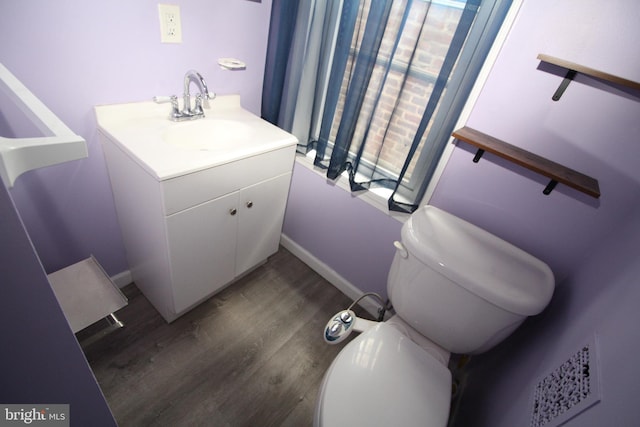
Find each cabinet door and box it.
[166,191,239,314]
[236,172,292,276]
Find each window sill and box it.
[294,151,408,223]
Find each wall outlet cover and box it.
[158,4,182,44]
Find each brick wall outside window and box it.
[327,1,464,182]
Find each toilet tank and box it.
[388,206,554,355]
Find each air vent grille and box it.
[530,336,601,427]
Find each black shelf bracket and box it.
[552,69,577,101]
[454,126,601,199]
[472,148,559,196]
[543,180,558,195]
[473,148,485,163]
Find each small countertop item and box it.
[218,58,247,70]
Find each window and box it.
[328,0,469,183]
[263,0,512,212]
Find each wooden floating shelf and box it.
[537,54,640,100]
[452,126,600,198]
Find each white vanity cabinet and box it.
[165,190,237,315]
[165,170,293,315]
[96,97,297,322]
[234,172,293,276]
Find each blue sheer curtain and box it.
[263,0,512,213]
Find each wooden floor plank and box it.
[83,247,369,427]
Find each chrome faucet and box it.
[154,70,216,121]
[182,69,214,117]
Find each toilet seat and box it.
[314,323,452,427]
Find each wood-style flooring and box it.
[82,247,367,427]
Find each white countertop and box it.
[95,95,297,181]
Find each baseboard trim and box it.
[110,269,133,289]
[280,234,381,318]
[112,237,383,316]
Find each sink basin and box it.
[95,95,298,180]
[163,119,252,151]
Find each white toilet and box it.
[315,205,555,427]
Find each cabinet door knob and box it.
[246,201,253,208]
[229,208,237,216]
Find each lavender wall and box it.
[451,205,640,426]
[430,0,640,282]
[437,0,640,425]
[283,164,402,298]
[0,182,116,426]
[0,0,273,276]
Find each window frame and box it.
[295,0,522,215]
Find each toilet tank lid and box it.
[402,206,555,316]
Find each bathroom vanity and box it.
[95,96,297,322]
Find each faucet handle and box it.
[154,95,182,120]
[201,91,215,110]
[153,95,174,104]
[155,95,181,114]
[158,95,183,121]
[193,94,205,115]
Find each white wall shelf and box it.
[47,256,127,343]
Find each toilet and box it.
[315,205,555,427]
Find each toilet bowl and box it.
[315,205,555,427]
[315,322,451,427]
